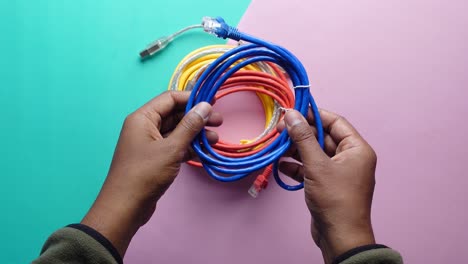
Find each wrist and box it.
[81,181,157,257]
[316,221,375,264]
[81,201,140,257]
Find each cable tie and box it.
[293,84,310,89]
[278,107,293,113]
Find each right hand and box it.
[278,109,377,264]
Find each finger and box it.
[304,108,365,150]
[276,119,286,132]
[180,132,217,162]
[161,111,223,135]
[282,121,337,159]
[182,146,197,162]
[306,107,314,125]
[205,130,219,145]
[281,120,337,158]
[161,128,218,143]
[279,161,304,183]
[168,102,212,150]
[306,127,337,157]
[160,111,186,135]
[318,109,368,154]
[207,112,223,127]
[277,123,301,160]
[284,110,329,169]
[305,107,321,127]
[324,134,338,157]
[136,91,193,128]
[293,126,337,157]
[285,144,298,158]
[142,91,192,115]
[316,109,362,142]
[288,135,338,160]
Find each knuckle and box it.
[330,114,345,126]
[337,115,347,122]
[124,112,153,131]
[364,144,377,164]
[123,112,138,127]
[161,90,175,97]
[159,90,177,103]
[369,147,377,163]
[334,114,348,128]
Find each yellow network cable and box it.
[140,16,319,194]
[168,45,278,144]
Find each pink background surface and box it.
[126,0,468,263]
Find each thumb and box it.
[284,110,329,167]
[169,102,212,149]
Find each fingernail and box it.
[284,111,304,128]
[192,102,212,121]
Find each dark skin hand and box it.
[82,91,377,264]
[82,91,222,256]
[278,109,377,264]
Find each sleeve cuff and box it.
[67,223,123,264]
[332,244,388,264]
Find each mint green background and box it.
[0,1,249,262]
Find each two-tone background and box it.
[1,0,467,263]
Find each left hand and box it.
[81,91,222,257]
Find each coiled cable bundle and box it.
[140,17,324,196]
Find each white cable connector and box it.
[248,185,261,198]
[139,17,226,59]
[140,37,170,59]
[202,17,222,35]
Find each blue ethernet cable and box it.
[181,17,325,191]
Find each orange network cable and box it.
[168,45,294,197]
[141,17,325,194]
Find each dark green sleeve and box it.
[33,225,401,264]
[334,244,403,264]
[32,224,122,264]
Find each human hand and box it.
[278,109,376,264]
[81,91,222,257]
